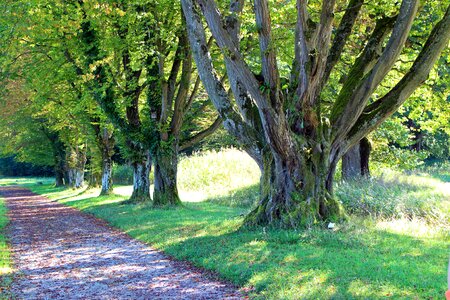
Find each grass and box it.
[0,196,12,299]
[2,149,450,299]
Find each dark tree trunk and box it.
[45,130,67,187]
[342,137,371,180]
[129,152,152,203]
[342,143,361,180]
[54,150,67,187]
[360,137,371,177]
[153,141,181,206]
[55,168,65,187]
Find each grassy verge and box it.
[4,150,450,298]
[0,196,12,299]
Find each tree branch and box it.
[181,0,264,164]
[179,116,222,151]
[331,0,418,144]
[255,0,280,108]
[170,25,193,136]
[346,5,450,151]
[322,0,364,87]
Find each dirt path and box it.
[1,186,242,299]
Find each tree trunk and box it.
[87,169,101,188]
[55,168,65,187]
[245,147,343,228]
[153,142,181,206]
[54,153,66,187]
[67,168,85,189]
[129,152,152,203]
[99,128,115,196]
[65,146,87,189]
[342,143,361,180]
[100,155,113,196]
[52,137,67,187]
[360,137,371,177]
[342,137,371,180]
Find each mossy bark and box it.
[129,157,151,203]
[99,155,113,196]
[244,147,343,228]
[153,144,181,206]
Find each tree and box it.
[60,0,221,204]
[182,0,450,227]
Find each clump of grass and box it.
[336,168,450,225]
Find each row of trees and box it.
[1,0,448,227]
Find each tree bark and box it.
[245,145,342,228]
[360,137,371,177]
[342,137,371,180]
[98,128,115,196]
[153,141,181,206]
[54,147,66,187]
[66,146,86,189]
[100,153,113,196]
[55,166,65,187]
[128,152,152,203]
[342,143,361,181]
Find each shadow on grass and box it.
[431,173,450,183]
[205,184,259,209]
[26,179,448,299]
[59,193,447,299]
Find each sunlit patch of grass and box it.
[178,149,261,205]
[0,197,13,298]
[0,176,53,187]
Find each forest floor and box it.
[0,186,242,299]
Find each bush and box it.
[112,164,134,185]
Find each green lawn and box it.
[0,196,12,299]
[2,150,449,299]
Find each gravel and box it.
[0,186,242,300]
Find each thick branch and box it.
[181,0,264,163]
[171,27,193,136]
[166,40,183,105]
[179,116,222,151]
[322,0,364,86]
[331,0,418,143]
[346,5,450,150]
[294,0,309,100]
[255,0,280,105]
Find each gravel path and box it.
[1,186,242,299]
